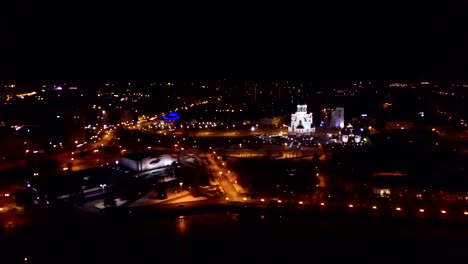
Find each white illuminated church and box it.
[288,104,315,136]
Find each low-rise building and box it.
[119,152,178,172]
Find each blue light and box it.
[162,112,180,121]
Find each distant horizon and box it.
[4,77,468,86]
[9,67,468,84]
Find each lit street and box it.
[204,153,241,201]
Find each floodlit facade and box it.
[119,152,178,172]
[340,124,364,145]
[330,107,345,129]
[288,104,314,136]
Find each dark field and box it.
[3,208,468,264]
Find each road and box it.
[204,153,242,201]
[0,127,118,175]
[0,159,27,171]
[64,128,119,169]
[115,190,468,225]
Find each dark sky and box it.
[7,0,468,81]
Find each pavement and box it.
[129,190,190,207]
[167,195,207,204]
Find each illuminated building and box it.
[330,107,345,129]
[119,152,178,172]
[288,104,315,136]
[162,112,180,121]
[340,124,366,145]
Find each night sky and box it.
[8,0,468,81]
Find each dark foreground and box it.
[3,207,468,264]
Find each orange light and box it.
[320,202,325,206]
[464,211,468,215]
[441,210,447,214]
[298,201,304,205]
[348,204,354,208]
[277,200,282,203]
[372,206,377,209]
[419,209,425,213]
[396,207,401,211]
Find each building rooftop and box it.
[120,151,162,161]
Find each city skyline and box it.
[2,2,468,263]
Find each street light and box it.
[179,182,183,191]
[100,184,106,192]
